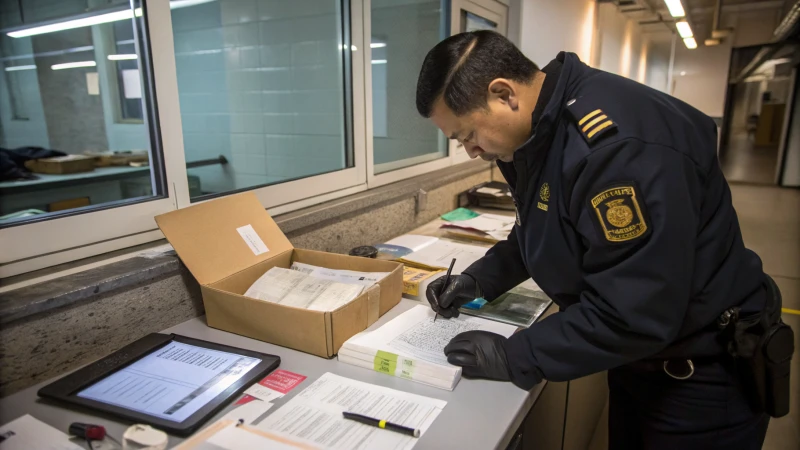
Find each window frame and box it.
[0,0,188,278]
[448,0,507,164]
[1,0,509,279]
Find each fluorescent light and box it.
[676,21,693,38]
[680,71,686,76]
[51,60,97,70]
[370,42,386,48]
[371,59,387,64]
[683,37,697,49]
[7,0,212,38]
[8,9,140,38]
[170,0,216,9]
[664,0,685,18]
[108,54,137,60]
[5,65,36,72]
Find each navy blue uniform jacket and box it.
[462,52,767,390]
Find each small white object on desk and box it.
[221,400,275,424]
[122,424,167,450]
[0,415,82,450]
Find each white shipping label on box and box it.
[237,224,269,256]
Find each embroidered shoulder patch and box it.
[590,185,647,242]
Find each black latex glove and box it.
[426,273,482,319]
[444,330,512,382]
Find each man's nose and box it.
[464,144,481,159]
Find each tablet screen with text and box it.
[77,341,262,422]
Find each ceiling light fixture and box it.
[108,54,138,60]
[663,0,686,18]
[676,21,693,38]
[51,61,97,70]
[683,37,698,49]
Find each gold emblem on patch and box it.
[591,186,647,242]
[605,199,633,227]
[540,183,550,202]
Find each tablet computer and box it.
[38,333,280,436]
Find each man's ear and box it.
[487,78,519,111]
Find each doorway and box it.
[719,43,798,185]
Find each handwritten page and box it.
[257,373,446,450]
[339,305,517,389]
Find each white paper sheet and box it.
[77,341,261,422]
[221,400,274,424]
[244,267,362,311]
[384,235,438,252]
[0,415,83,450]
[475,187,501,195]
[401,240,488,273]
[258,373,446,450]
[290,262,389,287]
[443,214,514,233]
[280,276,363,311]
[175,420,316,450]
[244,268,307,303]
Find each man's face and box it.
[429,80,532,163]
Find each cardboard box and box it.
[24,155,95,174]
[155,192,404,358]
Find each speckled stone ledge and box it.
[0,254,180,325]
[0,160,491,326]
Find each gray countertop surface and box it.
[0,299,543,450]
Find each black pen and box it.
[434,257,457,322]
[342,411,420,438]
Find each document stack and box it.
[338,305,517,390]
[244,263,389,312]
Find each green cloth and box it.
[441,208,480,222]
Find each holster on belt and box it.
[721,275,794,417]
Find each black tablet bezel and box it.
[38,333,280,436]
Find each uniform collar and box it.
[505,52,585,203]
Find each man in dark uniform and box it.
[416,31,775,448]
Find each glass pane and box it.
[462,11,497,33]
[171,0,352,200]
[0,1,162,227]
[371,0,448,174]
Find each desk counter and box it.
[0,299,542,449]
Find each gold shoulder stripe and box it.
[587,120,615,139]
[578,109,602,126]
[582,114,607,132]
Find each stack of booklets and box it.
[338,305,517,390]
[244,263,389,312]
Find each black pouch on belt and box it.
[725,275,795,417]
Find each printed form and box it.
[257,373,447,450]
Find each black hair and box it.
[416,30,539,117]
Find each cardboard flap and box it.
[155,192,293,285]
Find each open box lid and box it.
[155,192,293,285]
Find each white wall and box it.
[518,0,596,68]
[781,75,800,187]
[671,41,733,118]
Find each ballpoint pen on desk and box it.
[342,411,421,438]
[434,257,457,323]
